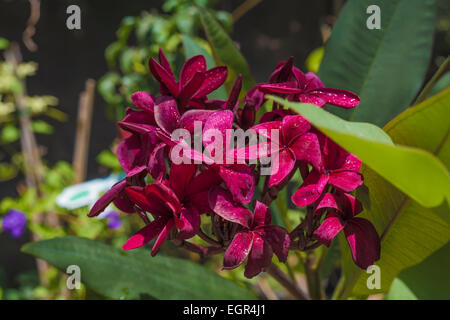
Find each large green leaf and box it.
[197,5,255,92]
[337,89,450,297]
[181,35,228,100]
[318,0,437,126]
[387,243,450,299]
[22,236,256,300]
[269,95,450,211]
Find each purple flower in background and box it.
[105,211,122,229]
[2,209,27,238]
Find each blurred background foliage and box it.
[98,0,232,121]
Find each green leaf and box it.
[1,124,20,143]
[197,5,255,92]
[318,0,437,126]
[268,95,450,210]
[181,35,228,100]
[0,37,10,50]
[31,120,53,134]
[392,243,450,300]
[335,89,450,298]
[430,72,450,98]
[385,278,418,300]
[22,236,256,300]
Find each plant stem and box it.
[172,239,224,258]
[266,263,309,300]
[231,0,263,22]
[198,228,222,247]
[331,276,345,300]
[303,252,325,300]
[415,56,449,104]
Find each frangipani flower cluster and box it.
[89,50,380,278]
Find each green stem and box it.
[415,56,449,104]
[331,276,345,300]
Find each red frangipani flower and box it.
[209,187,290,278]
[313,192,380,269]
[122,163,220,256]
[149,49,228,112]
[88,166,147,217]
[235,115,323,188]
[88,50,378,279]
[292,134,363,207]
[259,61,360,109]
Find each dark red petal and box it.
[344,218,381,269]
[193,66,228,98]
[219,164,255,205]
[208,186,253,228]
[281,115,311,145]
[202,110,233,157]
[313,212,345,247]
[116,135,141,173]
[151,218,175,256]
[226,74,242,111]
[154,96,180,134]
[223,231,253,270]
[258,82,302,94]
[269,56,294,83]
[179,55,207,89]
[169,163,197,200]
[315,192,362,219]
[257,225,290,262]
[308,88,360,109]
[158,49,173,74]
[146,182,182,215]
[267,148,296,188]
[189,191,213,214]
[148,57,178,97]
[131,91,155,111]
[122,217,168,250]
[340,153,362,172]
[117,121,157,135]
[178,72,205,107]
[175,205,200,240]
[251,120,282,143]
[298,94,326,107]
[148,142,166,180]
[244,233,273,278]
[252,201,270,228]
[88,180,127,217]
[188,167,222,195]
[328,171,364,193]
[289,132,324,172]
[304,72,325,90]
[125,186,166,216]
[291,170,328,207]
[179,109,214,134]
[113,190,135,213]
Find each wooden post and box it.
[72,79,96,184]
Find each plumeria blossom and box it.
[259,59,360,109]
[122,163,220,256]
[234,115,323,188]
[209,187,290,278]
[88,166,148,217]
[202,110,256,204]
[88,51,377,279]
[149,49,228,112]
[292,134,363,207]
[313,192,380,269]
